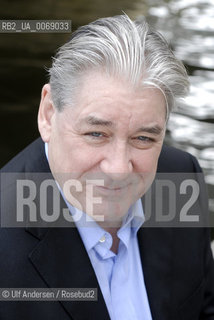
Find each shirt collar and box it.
[64,197,145,253]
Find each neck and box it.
[96,218,123,254]
[105,227,120,254]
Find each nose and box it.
[100,142,133,180]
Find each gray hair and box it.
[48,14,189,116]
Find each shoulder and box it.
[158,144,201,173]
[0,138,50,173]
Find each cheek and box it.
[135,148,163,196]
[134,149,161,174]
[62,144,103,176]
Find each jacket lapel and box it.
[137,226,173,320]
[27,227,110,320]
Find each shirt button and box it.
[99,235,106,243]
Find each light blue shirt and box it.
[45,143,153,320]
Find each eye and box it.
[136,136,153,142]
[85,132,104,138]
[83,132,110,141]
[83,131,109,145]
[130,135,155,149]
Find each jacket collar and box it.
[137,226,173,320]
[27,226,110,320]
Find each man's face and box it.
[39,72,166,227]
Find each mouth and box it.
[100,185,128,190]
[92,183,132,196]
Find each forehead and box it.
[61,71,167,126]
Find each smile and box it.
[92,184,132,196]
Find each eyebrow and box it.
[136,125,164,135]
[78,115,163,135]
[78,116,114,127]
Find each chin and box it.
[85,199,133,226]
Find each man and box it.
[0,14,214,319]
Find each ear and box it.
[38,84,56,143]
